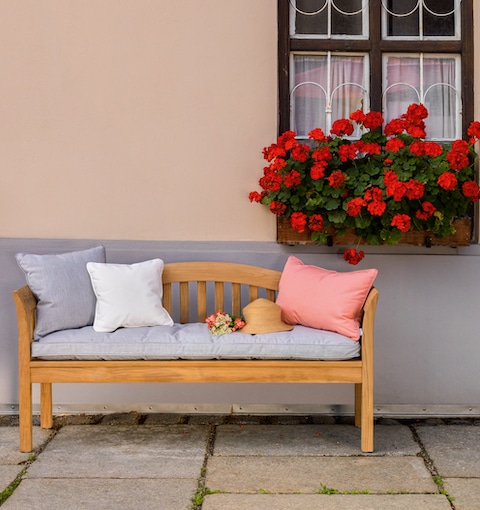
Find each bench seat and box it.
[31,323,361,361]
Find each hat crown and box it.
[241,298,293,335]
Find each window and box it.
[279,0,473,141]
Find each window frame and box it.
[278,0,474,138]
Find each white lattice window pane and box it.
[291,0,367,39]
[383,0,460,39]
[291,54,368,138]
[383,54,461,140]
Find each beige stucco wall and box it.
[0,0,277,241]
[1,1,477,242]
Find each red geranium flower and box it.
[310,162,327,180]
[290,212,307,233]
[331,118,354,137]
[349,110,366,124]
[415,201,436,220]
[277,130,296,150]
[248,191,263,203]
[403,103,429,121]
[424,141,443,157]
[364,187,383,202]
[386,180,407,201]
[385,137,405,153]
[263,144,286,162]
[291,144,309,162]
[391,214,411,232]
[312,145,332,162]
[409,141,426,157]
[346,197,367,217]
[384,170,398,186]
[283,170,302,188]
[438,172,458,191]
[308,128,326,142]
[462,181,480,201]
[384,118,407,136]
[367,200,387,216]
[343,248,365,265]
[406,124,426,139]
[269,201,287,216]
[259,170,282,192]
[363,111,384,130]
[308,214,324,231]
[467,121,480,141]
[405,179,425,200]
[327,170,346,188]
[338,143,358,162]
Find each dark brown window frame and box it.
[278,0,474,138]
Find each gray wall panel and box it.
[2,238,479,415]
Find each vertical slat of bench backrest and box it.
[232,283,241,316]
[249,285,259,303]
[214,282,225,312]
[266,288,276,302]
[163,282,173,316]
[179,282,189,324]
[197,281,207,322]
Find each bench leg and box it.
[354,383,362,427]
[19,378,33,453]
[360,381,374,453]
[40,383,53,429]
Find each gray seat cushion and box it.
[31,322,360,361]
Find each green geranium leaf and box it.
[324,198,340,210]
[328,210,347,224]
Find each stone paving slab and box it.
[205,456,438,494]
[415,425,480,477]
[26,425,208,479]
[0,427,52,465]
[1,478,197,510]
[214,424,418,456]
[202,493,452,510]
[443,478,480,510]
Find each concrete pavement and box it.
[1,414,479,509]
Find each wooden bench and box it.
[13,261,379,453]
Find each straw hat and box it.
[241,298,293,335]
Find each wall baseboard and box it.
[1,403,480,418]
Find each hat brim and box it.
[240,322,293,335]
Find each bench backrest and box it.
[162,262,281,323]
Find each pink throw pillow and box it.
[276,256,378,340]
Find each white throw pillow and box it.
[86,259,174,332]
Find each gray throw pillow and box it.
[16,246,106,339]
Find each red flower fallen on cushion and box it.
[250,103,480,264]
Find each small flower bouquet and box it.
[205,311,246,335]
[249,103,480,264]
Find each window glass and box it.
[384,0,458,39]
[292,0,365,38]
[291,53,367,137]
[383,54,461,140]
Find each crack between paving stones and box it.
[191,424,216,510]
[0,426,58,507]
[409,424,456,510]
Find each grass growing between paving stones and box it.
[0,470,27,506]
[316,484,371,495]
[191,424,217,510]
[434,476,454,504]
